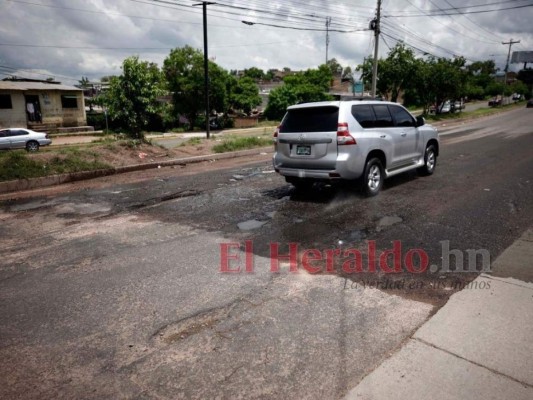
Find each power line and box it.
[240,20,368,33]
[441,0,505,41]
[0,65,80,82]
[385,2,533,17]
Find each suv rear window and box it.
[280,106,339,133]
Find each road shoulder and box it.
[344,228,533,399]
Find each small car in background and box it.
[488,97,502,107]
[527,99,533,108]
[0,128,51,151]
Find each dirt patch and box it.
[34,140,222,169]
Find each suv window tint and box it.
[351,105,375,128]
[389,105,415,127]
[372,105,394,128]
[280,106,339,133]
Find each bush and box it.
[0,151,44,180]
[87,112,107,130]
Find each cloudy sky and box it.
[0,0,532,85]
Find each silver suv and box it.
[273,100,439,196]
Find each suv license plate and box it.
[296,145,311,155]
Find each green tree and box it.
[342,66,353,81]
[509,80,529,98]
[243,67,265,80]
[381,44,418,102]
[326,58,343,76]
[414,57,468,114]
[163,46,229,128]
[464,60,497,100]
[265,69,276,80]
[264,66,333,120]
[230,77,262,114]
[79,76,90,89]
[103,56,163,139]
[517,69,533,97]
[283,65,332,91]
[356,57,386,94]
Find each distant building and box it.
[0,79,86,129]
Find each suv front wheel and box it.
[417,144,437,176]
[362,158,384,197]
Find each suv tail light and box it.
[273,125,280,149]
[337,123,356,145]
[273,125,280,140]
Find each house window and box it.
[0,94,12,109]
[61,95,78,109]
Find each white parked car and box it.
[0,128,52,151]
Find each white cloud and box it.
[0,0,531,84]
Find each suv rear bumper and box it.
[273,158,364,180]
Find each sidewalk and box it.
[344,228,533,400]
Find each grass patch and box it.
[0,150,111,182]
[257,120,280,128]
[424,102,523,122]
[180,137,203,146]
[212,136,272,153]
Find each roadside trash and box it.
[138,152,148,159]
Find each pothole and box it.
[238,219,268,231]
[154,307,228,345]
[376,216,403,231]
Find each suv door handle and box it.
[380,135,386,138]
[401,133,407,137]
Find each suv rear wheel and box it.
[362,158,384,197]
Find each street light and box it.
[193,2,216,139]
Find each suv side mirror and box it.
[416,116,425,127]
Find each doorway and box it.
[24,94,42,125]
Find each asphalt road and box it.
[0,107,532,399]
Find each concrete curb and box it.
[0,146,273,194]
[49,130,104,138]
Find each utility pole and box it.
[371,0,381,98]
[325,17,331,65]
[503,39,520,85]
[501,39,520,106]
[193,2,215,139]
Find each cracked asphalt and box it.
[0,107,532,399]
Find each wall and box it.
[0,92,27,128]
[39,91,86,127]
[233,117,259,128]
[0,90,87,129]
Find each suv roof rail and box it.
[332,95,383,101]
